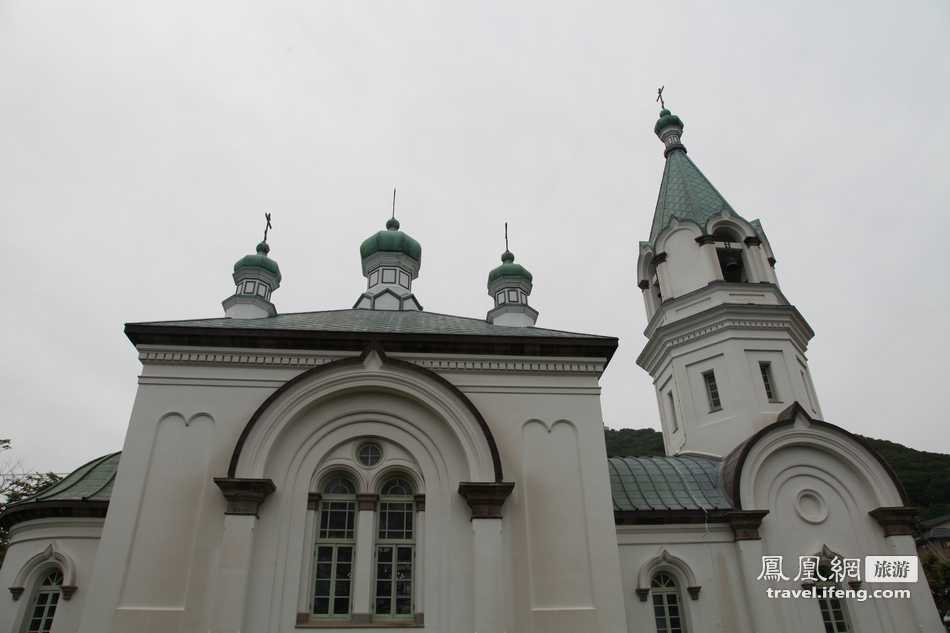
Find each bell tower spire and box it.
[635,100,822,457]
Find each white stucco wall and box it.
[0,518,104,633]
[70,347,625,633]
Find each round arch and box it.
[228,349,502,483]
[636,548,700,599]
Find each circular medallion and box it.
[794,489,828,524]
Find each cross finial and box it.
[656,85,665,110]
[392,187,396,220]
[263,212,273,242]
[505,222,509,251]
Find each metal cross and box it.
[263,212,272,242]
[505,222,509,251]
[656,86,665,110]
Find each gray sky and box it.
[1,1,948,473]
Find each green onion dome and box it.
[359,217,422,261]
[488,250,533,284]
[234,241,281,282]
[654,108,684,135]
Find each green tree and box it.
[0,441,62,565]
[921,553,950,629]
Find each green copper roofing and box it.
[608,455,733,511]
[649,111,746,244]
[134,308,611,338]
[654,108,683,135]
[488,250,533,285]
[360,217,422,261]
[27,452,120,503]
[234,241,281,281]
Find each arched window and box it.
[374,477,416,618]
[651,571,686,633]
[24,569,63,633]
[313,474,357,618]
[712,227,748,283]
[815,559,850,632]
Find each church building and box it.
[1,107,942,633]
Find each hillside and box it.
[604,427,950,521]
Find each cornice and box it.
[138,346,355,368]
[137,346,606,375]
[637,303,815,375]
[399,355,606,375]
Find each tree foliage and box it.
[0,441,62,565]
[921,553,950,627]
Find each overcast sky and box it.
[1,1,948,473]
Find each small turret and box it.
[223,220,281,319]
[354,191,423,311]
[486,224,538,327]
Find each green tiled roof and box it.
[24,452,120,503]
[488,251,533,285]
[649,149,744,245]
[234,242,281,281]
[133,309,609,339]
[360,218,422,261]
[608,455,733,511]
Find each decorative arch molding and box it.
[9,543,78,601]
[723,402,908,511]
[370,463,424,495]
[228,348,502,482]
[635,548,701,601]
[704,210,757,243]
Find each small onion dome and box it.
[359,217,422,261]
[233,241,282,282]
[654,108,684,135]
[488,250,533,285]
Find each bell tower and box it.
[636,105,823,457]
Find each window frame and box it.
[651,571,687,633]
[759,361,780,403]
[373,476,417,620]
[21,568,63,633]
[311,475,358,619]
[701,370,722,412]
[666,391,678,432]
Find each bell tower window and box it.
[716,248,747,283]
[712,228,748,283]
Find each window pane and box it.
[334,597,349,614]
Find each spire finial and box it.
[656,85,665,111]
[263,212,273,243]
[501,222,515,263]
[386,188,401,230]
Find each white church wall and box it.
[77,359,325,633]
[648,326,821,457]
[655,224,716,301]
[73,348,626,633]
[616,525,756,633]
[439,364,629,633]
[0,518,103,633]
